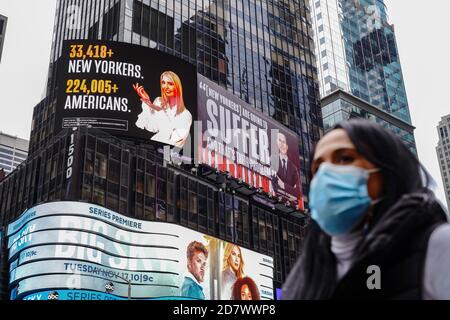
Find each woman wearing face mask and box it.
[282,119,449,300]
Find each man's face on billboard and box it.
[277,133,288,155]
[161,75,177,98]
[188,251,207,283]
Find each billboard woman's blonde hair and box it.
[160,71,186,115]
[222,243,245,278]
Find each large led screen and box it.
[7,202,273,300]
[55,40,197,149]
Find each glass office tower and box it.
[436,114,450,211]
[0,0,323,298]
[311,0,415,150]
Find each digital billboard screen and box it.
[55,40,197,148]
[7,202,274,300]
[55,40,303,208]
[197,75,303,208]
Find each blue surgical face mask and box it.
[309,162,381,236]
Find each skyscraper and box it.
[31,0,322,185]
[0,14,7,62]
[321,89,415,151]
[310,0,416,151]
[0,132,29,175]
[0,0,323,299]
[436,114,450,210]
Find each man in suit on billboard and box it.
[272,132,300,199]
[181,241,208,299]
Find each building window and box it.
[156,167,167,221]
[188,179,198,228]
[132,0,174,46]
[0,147,13,155]
[0,153,13,161]
[94,154,107,179]
[258,211,267,251]
[101,2,120,40]
[198,183,207,232]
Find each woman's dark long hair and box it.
[298,119,432,299]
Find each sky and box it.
[0,0,57,136]
[384,0,450,207]
[0,0,449,206]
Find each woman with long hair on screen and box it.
[221,243,245,299]
[133,71,192,147]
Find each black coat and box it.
[282,189,448,300]
[272,157,300,198]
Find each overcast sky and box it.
[384,0,450,207]
[0,0,449,207]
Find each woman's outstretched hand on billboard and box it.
[133,83,162,111]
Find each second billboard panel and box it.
[197,75,303,208]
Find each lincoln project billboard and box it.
[55,40,197,148]
[7,202,274,300]
[197,75,303,208]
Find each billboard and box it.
[21,289,191,301]
[55,40,197,148]
[197,75,303,208]
[7,202,273,300]
[54,40,303,208]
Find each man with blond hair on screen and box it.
[181,241,208,299]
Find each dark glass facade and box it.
[0,0,322,298]
[436,115,450,210]
[311,0,416,151]
[321,89,416,153]
[31,0,323,192]
[0,128,306,290]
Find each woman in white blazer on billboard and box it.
[133,71,192,148]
